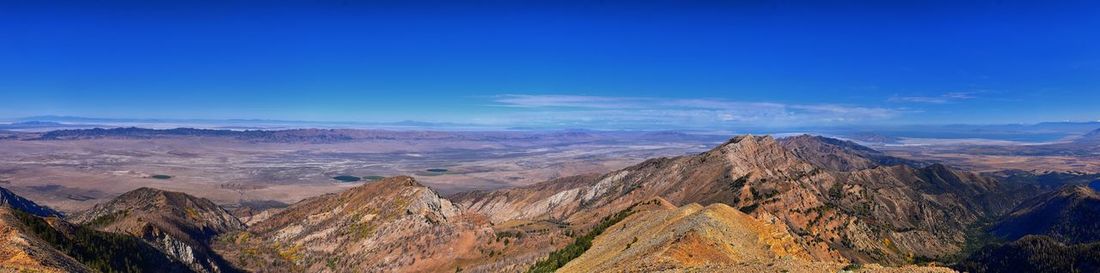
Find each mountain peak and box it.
[705,134,814,177]
[712,134,784,155]
[371,175,423,188]
[722,134,776,146]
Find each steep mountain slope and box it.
[957,235,1100,273]
[219,176,495,273]
[0,207,93,273]
[1,186,62,218]
[72,187,245,273]
[455,135,1017,264]
[991,185,1100,244]
[445,174,603,224]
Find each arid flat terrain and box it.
[0,130,724,213]
[876,133,1100,173]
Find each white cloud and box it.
[484,94,902,128]
[490,94,647,109]
[888,92,979,104]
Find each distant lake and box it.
[332,175,361,182]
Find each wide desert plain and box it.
[0,130,725,213]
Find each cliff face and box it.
[72,187,245,273]
[220,176,495,273]
[454,135,1018,264]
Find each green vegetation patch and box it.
[362,175,385,181]
[149,174,172,180]
[526,202,642,273]
[85,210,129,228]
[332,175,362,182]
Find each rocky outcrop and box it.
[72,187,245,273]
[446,174,603,224]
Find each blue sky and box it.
[1,1,1098,129]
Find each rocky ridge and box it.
[454,135,1019,264]
[0,186,62,218]
[992,184,1100,244]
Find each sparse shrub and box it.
[842,263,862,271]
[526,203,640,273]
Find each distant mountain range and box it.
[8,126,729,145]
[5,115,1100,144]
[2,134,1099,272]
[8,115,476,129]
